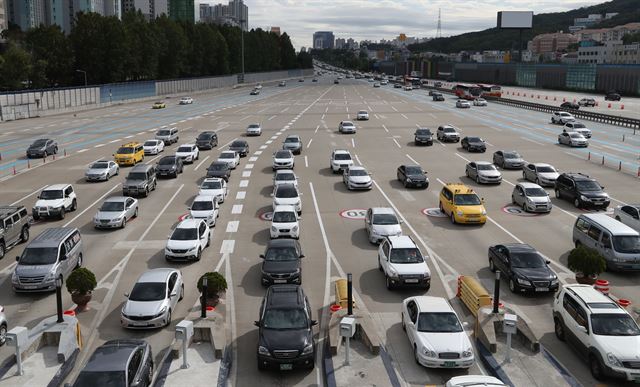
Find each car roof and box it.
[29,227,77,248]
[0,206,25,218]
[516,182,542,189]
[266,284,305,309]
[370,207,395,214]
[412,296,454,314]
[137,268,175,283]
[267,238,298,248]
[203,177,224,183]
[44,184,70,191]
[91,159,111,164]
[446,375,506,386]
[144,139,161,143]
[532,162,553,168]
[475,161,493,166]
[563,284,624,313]
[562,172,593,181]
[333,149,351,154]
[82,340,146,372]
[119,142,141,148]
[177,143,196,147]
[580,214,638,236]
[193,195,215,202]
[348,166,366,171]
[499,243,536,253]
[276,183,298,190]
[273,204,297,213]
[220,150,236,155]
[275,149,293,155]
[387,235,416,249]
[176,218,202,228]
[275,169,294,175]
[342,121,354,125]
[285,134,300,139]
[103,196,131,203]
[445,183,476,194]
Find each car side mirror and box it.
[577,325,588,334]
[545,260,551,265]
[124,293,129,298]
[481,198,485,203]
[254,321,261,327]
[16,256,20,262]
[60,254,67,261]
[600,185,605,189]
[259,254,265,259]
[171,291,177,297]
[300,254,306,258]
[311,320,318,326]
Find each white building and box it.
[122,0,166,19]
[578,40,640,64]
[0,0,7,33]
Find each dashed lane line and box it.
[231,204,243,214]
[236,191,246,200]
[194,156,210,171]
[226,221,239,233]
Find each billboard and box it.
[497,11,533,29]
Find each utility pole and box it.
[436,8,442,39]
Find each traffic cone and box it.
[563,97,566,102]
[13,166,16,175]
[621,104,625,110]
[608,103,611,108]
[27,159,31,168]
[64,149,67,156]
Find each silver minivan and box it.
[573,214,640,271]
[12,227,83,292]
[155,127,179,145]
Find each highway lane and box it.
[0,76,639,387]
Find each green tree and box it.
[154,15,188,79]
[297,51,313,69]
[219,25,242,73]
[25,25,74,87]
[0,44,32,90]
[122,10,160,80]
[279,33,297,69]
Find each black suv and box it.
[605,91,621,101]
[155,155,183,178]
[206,161,231,181]
[555,173,610,209]
[196,131,218,150]
[396,164,428,188]
[26,138,58,158]
[260,239,305,286]
[255,285,316,371]
[414,128,433,146]
[72,339,153,387]
[229,140,249,157]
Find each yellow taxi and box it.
[439,183,487,224]
[152,101,166,109]
[114,142,144,166]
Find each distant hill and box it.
[408,0,640,53]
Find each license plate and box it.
[405,279,419,283]
[274,279,287,284]
[160,172,167,175]
[535,287,549,292]
[279,363,293,371]
[443,361,456,368]
[416,183,423,187]
[22,285,38,289]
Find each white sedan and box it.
[273,169,298,188]
[175,144,199,163]
[272,149,295,170]
[165,219,210,261]
[85,160,119,182]
[338,121,357,134]
[143,139,165,155]
[402,296,474,369]
[343,166,372,190]
[558,131,588,147]
[179,97,193,105]
[356,110,369,120]
[199,178,228,203]
[189,195,219,227]
[217,150,240,169]
[614,205,640,232]
[456,99,471,108]
[473,98,487,106]
[246,123,262,136]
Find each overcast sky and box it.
[200,1,605,49]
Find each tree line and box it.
[0,11,312,91]
[311,49,372,72]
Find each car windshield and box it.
[91,162,110,169]
[560,113,571,117]
[32,139,48,147]
[144,141,158,147]
[443,127,455,133]
[192,201,213,211]
[575,181,601,191]
[159,157,175,165]
[342,122,354,126]
[73,371,126,387]
[417,312,463,333]
[349,169,368,176]
[157,130,170,136]
[503,152,521,159]
[612,236,640,254]
[334,154,351,161]
[276,186,298,198]
[510,252,546,268]
[273,211,296,222]
[536,166,556,173]
[117,147,134,154]
[390,248,424,264]
[416,129,431,135]
[202,181,221,189]
[197,133,212,140]
[248,124,260,129]
[231,141,245,148]
[171,227,197,240]
[285,137,299,143]
[19,247,58,265]
[219,153,235,159]
[40,190,64,199]
[127,172,146,180]
[591,314,640,336]
[454,194,482,206]
[468,137,482,143]
[177,146,192,153]
[573,123,586,128]
[372,214,398,225]
[100,202,124,212]
[569,133,583,139]
[263,308,307,330]
[129,282,166,302]
[477,164,497,171]
[275,151,291,158]
[264,247,298,261]
[358,111,367,114]
[524,188,548,197]
[209,163,228,170]
[277,173,295,181]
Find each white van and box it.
[573,214,640,271]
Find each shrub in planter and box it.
[66,267,97,312]
[567,245,606,284]
[197,272,227,306]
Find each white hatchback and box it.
[273,149,295,170]
[199,178,228,203]
[189,195,219,227]
[165,219,210,261]
[270,205,300,239]
[175,144,199,163]
[273,169,298,188]
[217,151,240,169]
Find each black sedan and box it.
[229,140,249,157]
[196,131,218,150]
[488,244,559,294]
[461,136,487,152]
[397,164,429,188]
[156,155,183,178]
[605,92,621,101]
[206,161,231,181]
[414,128,433,146]
[260,239,305,286]
[560,101,579,110]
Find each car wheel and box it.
[0,324,6,346]
[0,242,5,260]
[574,198,581,208]
[589,355,605,381]
[476,175,480,184]
[134,208,139,218]
[257,359,267,371]
[554,318,566,341]
[196,248,201,261]
[179,284,184,301]
[20,227,29,243]
[165,309,172,327]
[385,275,393,290]
[71,199,77,211]
[535,178,540,185]
[511,195,516,205]
[206,235,211,247]
[121,217,127,228]
[414,345,420,365]
[555,190,562,199]
[465,169,469,177]
[106,173,110,181]
[116,167,120,176]
[489,258,496,272]
[450,212,456,224]
[76,253,83,268]
[509,278,517,293]
[33,213,39,221]
[59,207,65,219]
[522,202,527,212]
[378,257,382,271]
[401,314,406,331]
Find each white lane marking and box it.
[521,137,544,146]
[405,154,420,165]
[271,135,278,140]
[236,191,246,200]
[266,140,273,144]
[455,153,471,162]
[351,138,356,148]
[194,155,210,171]
[315,125,320,133]
[109,139,121,143]
[61,184,119,227]
[354,154,363,166]
[77,149,88,153]
[242,171,251,177]
[244,163,254,169]
[10,185,49,206]
[484,141,494,147]
[401,113,409,120]
[399,190,416,202]
[226,221,239,233]
[321,114,325,120]
[304,155,309,168]
[239,180,249,187]
[281,107,289,113]
[231,204,243,214]
[564,151,584,159]
[220,240,235,254]
[94,144,105,148]
[392,106,398,112]
[392,138,402,148]
[382,124,389,133]
[254,151,263,155]
[415,124,421,128]
[268,115,276,120]
[124,135,133,139]
[259,145,268,149]
[249,156,258,162]
[325,106,329,113]
[307,139,313,149]
[502,179,516,187]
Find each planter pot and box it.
[575,273,597,285]
[72,292,93,312]
[205,293,221,307]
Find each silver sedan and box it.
[511,182,552,213]
[94,196,138,229]
[465,161,502,184]
[85,160,119,182]
[522,163,559,187]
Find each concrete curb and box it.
[323,338,337,387]
[0,353,16,379]
[47,348,79,387]
[151,347,173,387]
[379,345,402,387]
[216,344,232,387]
[475,339,514,387]
[540,345,582,387]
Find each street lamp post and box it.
[240,21,245,82]
[76,69,87,87]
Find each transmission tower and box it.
[436,8,442,38]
